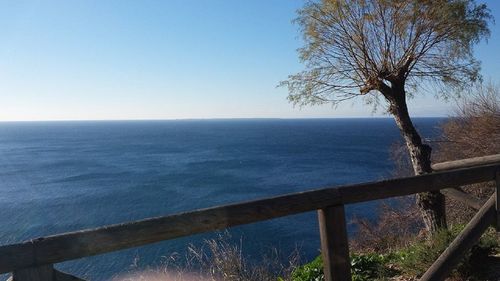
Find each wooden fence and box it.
[1,154,500,281]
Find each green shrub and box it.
[350,253,399,281]
[290,255,324,281]
[387,225,499,279]
[290,253,398,281]
[290,225,499,281]
[391,227,455,277]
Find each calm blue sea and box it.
[0,118,444,280]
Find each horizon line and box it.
[0,116,449,123]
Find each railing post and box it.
[318,204,352,281]
[495,170,500,231]
[11,264,55,281]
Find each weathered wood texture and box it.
[419,194,496,281]
[432,154,500,171]
[496,171,500,231]
[441,187,483,210]
[54,270,85,281]
[8,267,83,281]
[318,205,351,281]
[0,163,498,274]
[12,264,54,281]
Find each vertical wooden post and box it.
[495,170,500,231]
[12,264,55,281]
[318,204,352,281]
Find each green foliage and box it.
[290,225,499,280]
[290,253,399,281]
[386,225,499,279]
[291,256,324,281]
[389,227,456,277]
[350,253,399,281]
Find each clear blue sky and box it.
[0,0,498,121]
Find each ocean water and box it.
[0,118,443,280]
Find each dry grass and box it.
[350,197,424,253]
[188,233,300,281]
[113,271,206,281]
[113,232,300,281]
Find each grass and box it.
[290,225,500,281]
[116,232,301,281]
[111,218,499,281]
[115,224,498,280]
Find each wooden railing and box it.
[1,154,500,281]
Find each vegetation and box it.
[435,82,500,225]
[281,0,493,233]
[350,197,424,252]
[435,81,500,163]
[292,225,499,281]
[118,232,300,281]
[291,253,399,281]
[337,81,500,281]
[389,81,500,224]
[289,82,500,281]
[186,233,299,281]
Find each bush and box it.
[392,224,499,280]
[290,256,324,281]
[291,225,499,281]
[435,81,500,163]
[350,197,424,253]
[291,253,398,281]
[350,254,399,281]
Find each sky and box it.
[0,0,499,121]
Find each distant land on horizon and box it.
[0,116,448,123]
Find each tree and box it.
[281,0,492,233]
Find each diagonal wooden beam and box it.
[420,194,496,281]
[441,187,483,210]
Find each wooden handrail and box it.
[0,162,498,274]
[434,155,500,210]
[1,154,499,281]
[432,154,500,171]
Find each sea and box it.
[0,118,444,280]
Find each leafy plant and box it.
[290,225,499,281]
[290,256,324,281]
[290,253,399,281]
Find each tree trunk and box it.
[389,94,447,233]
